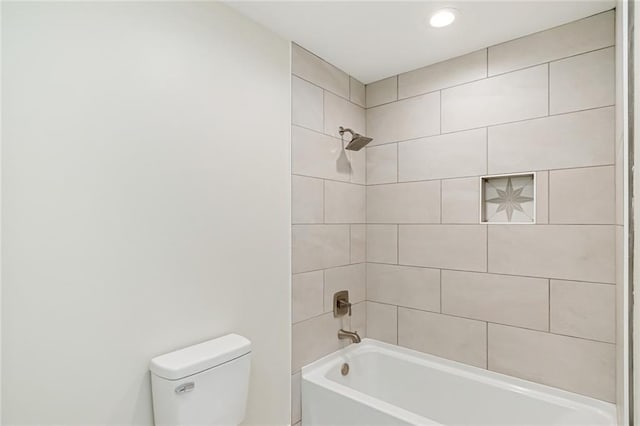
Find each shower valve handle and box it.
[337,299,352,316]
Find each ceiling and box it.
[228,1,615,84]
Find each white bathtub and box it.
[301,339,616,426]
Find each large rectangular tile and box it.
[488,11,615,76]
[550,47,615,114]
[366,76,397,108]
[348,148,366,185]
[292,312,340,372]
[324,91,365,139]
[292,270,324,324]
[350,76,366,107]
[366,225,397,264]
[488,225,615,283]
[441,65,548,133]
[292,44,349,98]
[441,177,480,224]
[367,181,440,223]
[399,225,487,272]
[292,302,366,372]
[441,270,548,330]
[488,107,615,174]
[398,128,487,181]
[292,224,350,273]
[367,301,398,344]
[366,92,440,145]
[536,171,549,224]
[292,175,323,224]
[549,166,615,224]
[551,280,615,343]
[398,308,487,368]
[366,143,397,185]
[292,125,350,182]
[325,181,365,224]
[488,324,615,402]
[367,263,440,312]
[324,264,366,313]
[291,372,301,424]
[350,224,365,264]
[399,49,487,98]
[292,75,323,132]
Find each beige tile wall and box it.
[364,10,617,403]
[290,43,367,425]
[291,11,618,423]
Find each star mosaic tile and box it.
[482,173,535,223]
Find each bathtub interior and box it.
[303,339,616,426]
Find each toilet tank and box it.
[150,334,251,426]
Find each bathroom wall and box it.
[2,2,290,424]
[365,10,617,403]
[290,44,367,425]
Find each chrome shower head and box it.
[338,127,373,151]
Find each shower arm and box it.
[338,126,355,139]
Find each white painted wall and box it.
[1,2,290,424]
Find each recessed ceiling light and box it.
[429,8,456,28]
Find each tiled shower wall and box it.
[364,10,617,403]
[290,44,367,425]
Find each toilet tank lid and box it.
[150,334,251,380]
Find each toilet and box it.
[150,334,251,426]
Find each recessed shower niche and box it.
[481,173,535,224]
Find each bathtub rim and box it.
[301,338,616,424]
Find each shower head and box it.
[338,127,373,151]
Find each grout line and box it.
[348,225,352,264]
[486,322,489,369]
[486,223,489,272]
[396,305,399,345]
[396,75,399,101]
[292,172,366,187]
[396,142,400,183]
[396,224,400,264]
[547,171,551,222]
[364,44,614,109]
[439,180,443,223]
[349,75,353,101]
[547,44,615,66]
[485,127,489,177]
[548,279,551,332]
[322,269,326,313]
[484,8,611,52]
[439,90,443,135]
[362,163,617,186]
[291,72,353,105]
[362,262,617,286]
[372,303,616,345]
[360,104,614,148]
[322,89,326,133]
[292,262,367,276]
[293,300,368,326]
[485,48,489,77]
[487,45,615,78]
[439,269,443,313]
[322,179,326,223]
[547,62,551,116]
